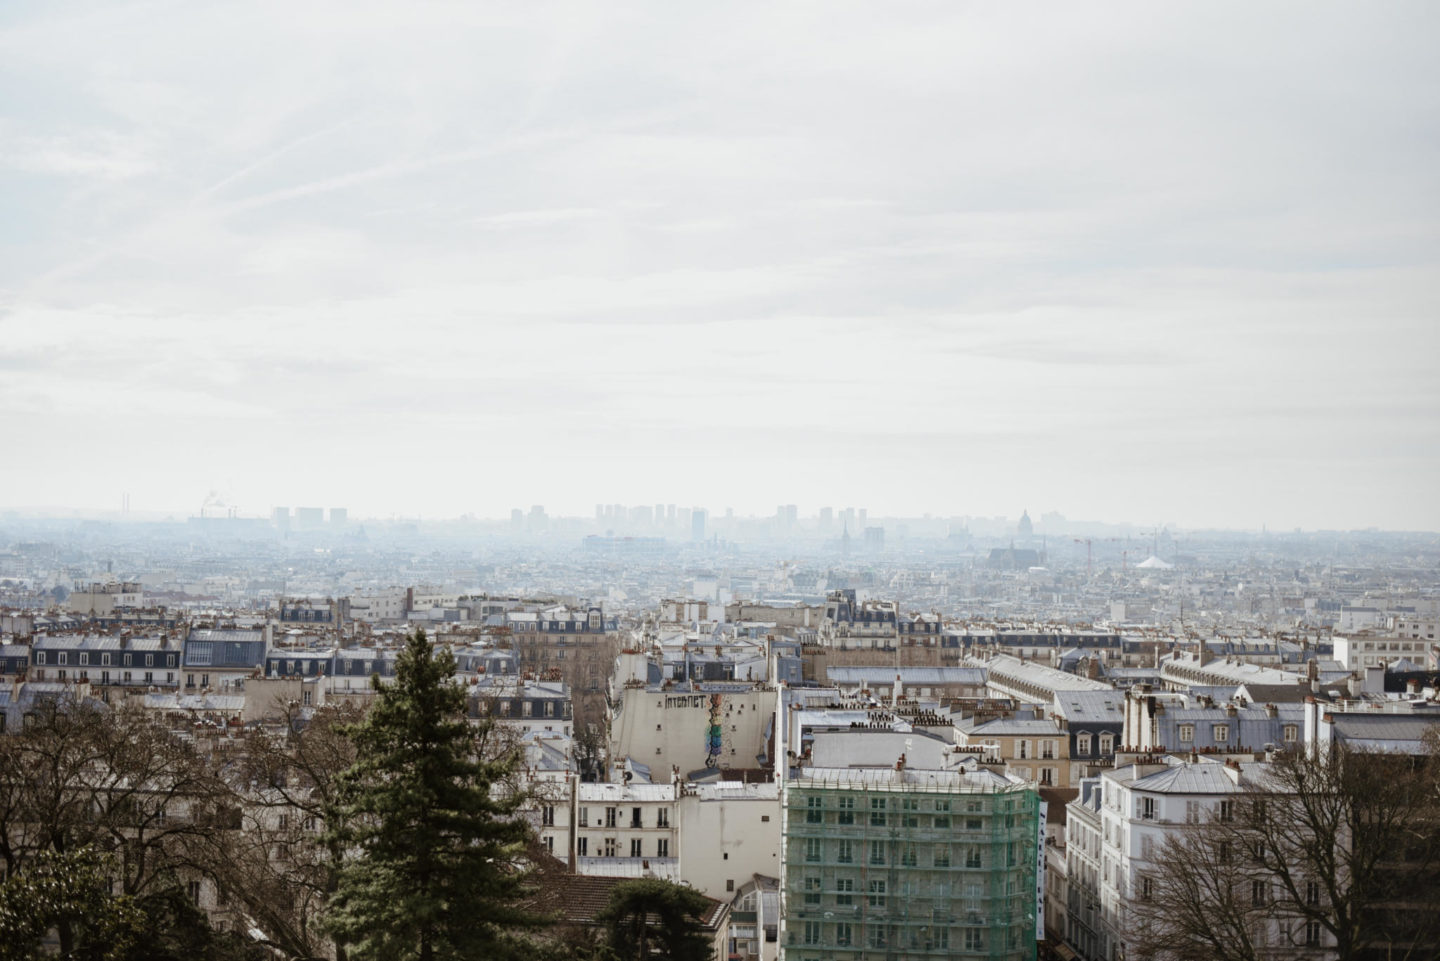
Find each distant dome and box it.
[1136,555,1173,569]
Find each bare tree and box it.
[1133,744,1440,961]
[205,699,361,961]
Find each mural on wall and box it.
[705,693,724,767]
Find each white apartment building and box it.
[1333,634,1432,670]
[551,779,782,903]
[344,588,408,623]
[1083,758,1334,961]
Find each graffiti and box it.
[705,693,724,767]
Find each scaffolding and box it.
[781,772,1039,961]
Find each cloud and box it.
[0,1,1437,528]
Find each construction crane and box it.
[1073,537,1122,579]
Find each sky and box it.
[2,1,1438,530]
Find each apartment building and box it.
[781,765,1041,960]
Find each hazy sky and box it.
[2,2,1437,529]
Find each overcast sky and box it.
[2,1,1437,529]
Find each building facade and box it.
[782,767,1041,960]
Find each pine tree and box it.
[323,630,544,961]
[595,878,715,961]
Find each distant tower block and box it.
[272,507,291,532]
[1018,509,1033,538]
[329,507,348,527]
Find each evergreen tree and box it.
[323,630,543,961]
[594,878,714,961]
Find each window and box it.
[1218,841,1232,863]
[1178,724,1194,743]
[58,652,68,666]
[870,797,887,826]
[631,807,642,828]
[1283,724,1298,743]
[579,807,589,827]
[631,838,643,857]
[79,653,89,666]
[837,839,853,863]
[1305,921,1321,946]
[933,845,949,867]
[806,796,823,823]
[145,654,153,667]
[1213,724,1230,744]
[1018,739,1029,759]
[1099,734,1113,754]
[805,838,822,862]
[577,837,588,856]
[1306,881,1320,906]
[964,928,984,951]
[542,835,553,853]
[902,798,919,827]
[657,839,668,857]
[187,880,202,902]
[803,921,821,945]
[1077,733,1092,755]
[35,652,44,665]
[835,878,854,905]
[1141,797,1156,820]
[605,807,617,828]
[966,817,982,830]
[657,809,669,828]
[934,799,951,829]
[542,806,555,827]
[1251,880,1267,905]
[867,925,887,949]
[1186,800,1201,823]
[835,923,852,947]
[966,847,982,869]
[837,796,854,824]
[1219,800,1234,823]
[1141,876,1153,900]
[1041,739,1056,760]
[603,838,616,857]
[869,840,885,865]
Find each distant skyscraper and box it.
[329,507,347,527]
[777,504,798,531]
[818,506,833,530]
[857,508,867,530]
[691,508,707,542]
[272,507,290,532]
[654,503,665,526]
[512,508,525,529]
[1018,509,1033,538]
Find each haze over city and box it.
[4,7,1440,960]
[2,1,1438,529]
